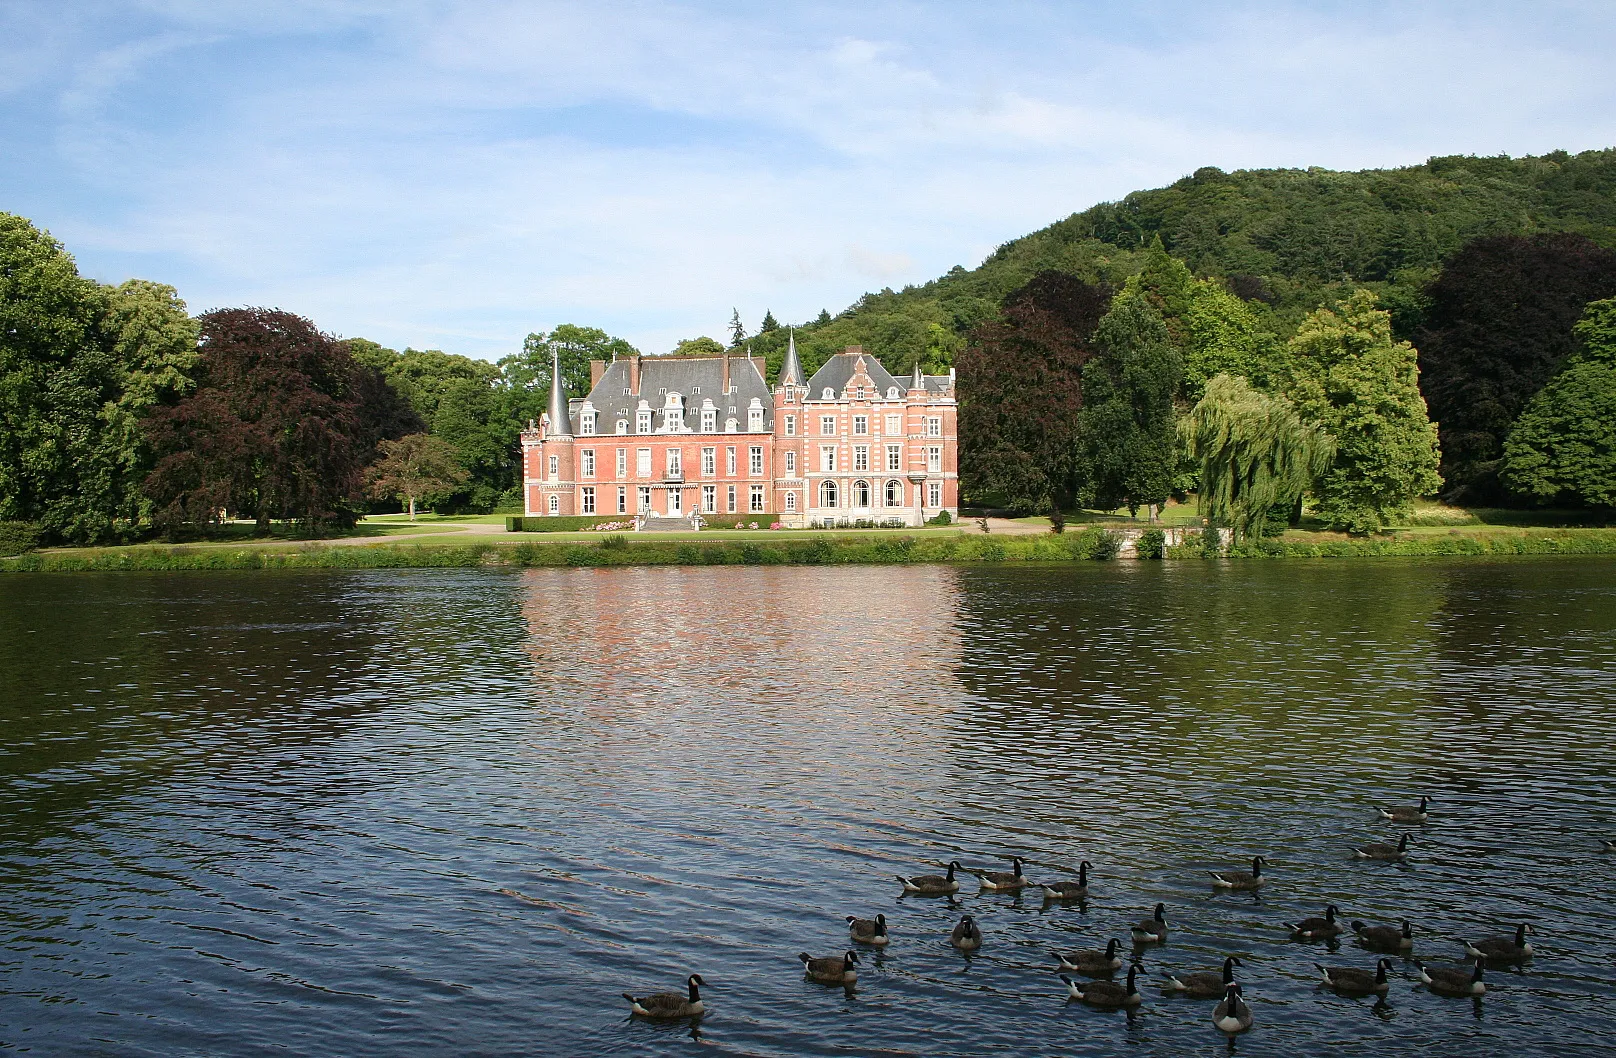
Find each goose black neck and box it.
[1251,856,1262,877]
[1375,960,1388,984]
[1079,861,1089,885]
[1222,958,1236,982]
[1472,960,1486,982]
[1514,923,1526,945]
[688,978,701,1001]
[945,862,956,880]
[1125,965,1140,993]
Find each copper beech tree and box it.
[142,308,417,534]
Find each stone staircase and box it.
[638,514,702,532]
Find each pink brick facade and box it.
[520,345,958,527]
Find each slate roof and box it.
[804,350,907,399]
[569,355,774,433]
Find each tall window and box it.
[928,481,942,507]
[885,479,902,506]
[637,409,652,433]
[616,448,627,476]
[852,415,868,435]
[581,450,595,477]
[784,492,796,512]
[580,411,596,435]
[925,415,942,437]
[749,485,765,512]
[820,415,836,436]
[702,485,716,513]
[749,446,763,475]
[636,448,651,477]
[637,486,650,513]
[886,444,902,471]
[784,415,796,436]
[548,494,559,514]
[617,486,627,514]
[726,484,737,513]
[784,450,796,474]
[666,449,682,478]
[885,414,901,434]
[854,479,871,507]
[820,446,836,472]
[701,447,715,475]
[819,480,838,508]
[581,486,596,514]
[926,446,942,473]
[725,447,737,475]
[853,445,869,471]
[548,455,559,479]
[701,408,715,432]
[748,405,764,431]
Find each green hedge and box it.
[0,522,41,557]
[505,515,629,532]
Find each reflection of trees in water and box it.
[0,572,406,849]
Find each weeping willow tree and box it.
[1184,374,1335,543]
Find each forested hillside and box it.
[741,148,1616,381]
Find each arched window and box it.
[884,479,902,506]
[615,419,628,434]
[822,387,834,399]
[854,479,871,507]
[819,479,838,508]
[547,494,559,514]
[785,492,797,512]
[887,386,898,398]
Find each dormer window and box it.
[725,417,738,432]
[887,386,898,398]
[701,406,716,432]
[579,403,597,435]
[616,419,628,434]
[747,399,764,432]
[823,388,834,399]
[636,403,653,433]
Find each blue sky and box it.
[3,1,1614,361]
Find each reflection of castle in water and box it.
[518,566,966,724]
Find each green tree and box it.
[671,336,725,357]
[0,214,197,543]
[1284,291,1442,532]
[1501,298,1616,509]
[1075,293,1182,515]
[759,310,779,333]
[728,308,747,346]
[1182,282,1283,400]
[1184,374,1334,543]
[365,433,469,519]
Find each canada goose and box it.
[1053,938,1124,975]
[1318,958,1394,996]
[1415,958,1486,996]
[1285,904,1344,939]
[897,860,963,894]
[1062,965,1143,1008]
[1212,983,1253,1033]
[950,915,983,951]
[847,913,889,945]
[623,973,706,1017]
[1352,918,1414,952]
[1378,796,1431,823]
[1041,861,1092,900]
[799,950,858,985]
[1131,903,1169,943]
[973,856,1031,892]
[1354,834,1413,860]
[1164,956,1241,998]
[1462,923,1534,961]
[1210,856,1267,890]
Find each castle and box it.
[520,333,957,528]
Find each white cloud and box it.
[4,0,1614,360]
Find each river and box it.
[2,560,1614,1056]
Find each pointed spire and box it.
[546,347,572,437]
[911,360,925,391]
[780,327,806,388]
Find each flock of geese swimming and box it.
[623,796,1573,1035]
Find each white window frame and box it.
[615,419,628,435]
[637,486,651,513]
[580,410,596,435]
[885,479,902,507]
[886,444,902,471]
[925,415,942,438]
[820,445,836,473]
[819,479,838,508]
[926,446,942,473]
[701,408,716,432]
[853,445,868,472]
[820,415,836,436]
[748,406,764,431]
[749,485,765,512]
[928,481,942,507]
[636,448,651,477]
[547,454,559,479]
[726,484,737,513]
[547,494,559,514]
[725,446,737,475]
[617,486,627,514]
[637,409,653,433]
[784,415,796,436]
[581,486,595,514]
[616,448,627,476]
[784,450,796,474]
[666,448,682,478]
[702,484,716,513]
[885,414,902,434]
[701,447,715,476]
[852,415,868,436]
[581,449,595,477]
[748,446,763,476]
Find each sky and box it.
[3,1,1615,362]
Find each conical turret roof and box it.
[780,327,806,388]
[546,348,572,437]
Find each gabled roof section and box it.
[805,347,905,398]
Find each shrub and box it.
[1091,529,1121,560]
[0,522,42,556]
[599,534,628,550]
[1136,528,1166,559]
[927,510,953,526]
